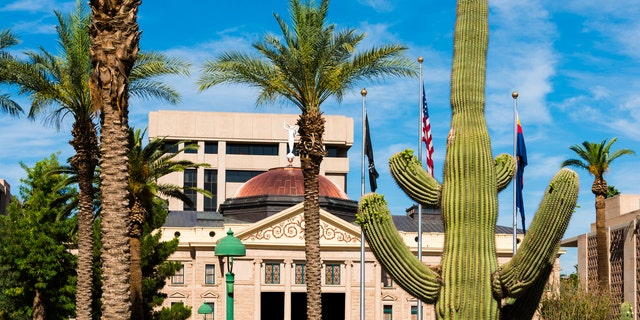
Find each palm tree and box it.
[0,29,23,116]
[562,137,635,288]
[127,128,210,319]
[198,0,414,318]
[0,3,187,318]
[88,0,141,317]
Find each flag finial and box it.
[512,91,519,99]
[361,88,367,96]
[418,56,424,64]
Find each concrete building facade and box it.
[148,110,353,212]
[562,194,640,316]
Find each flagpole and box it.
[417,57,424,320]
[512,91,519,255]
[360,88,367,320]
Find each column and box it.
[284,259,293,320]
[254,258,262,320]
[344,260,353,320]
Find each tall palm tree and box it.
[127,128,210,319]
[88,0,141,317]
[0,29,24,116]
[0,3,186,319]
[198,0,414,318]
[562,137,635,288]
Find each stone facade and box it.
[561,194,640,316]
[159,203,524,320]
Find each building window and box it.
[205,142,218,154]
[204,169,217,211]
[171,264,184,284]
[163,140,179,153]
[295,263,305,284]
[324,263,340,285]
[183,169,197,210]
[225,170,263,183]
[205,264,215,284]
[382,268,393,288]
[184,141,198,154]
[265,262,281,284]
[383,305,393,320]
[325,145,348,158]
[226,143,278,156]
[410,305,418,320]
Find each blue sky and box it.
[1,0,639,275]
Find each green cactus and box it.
[619,302,633,320]
[356,0,580,319]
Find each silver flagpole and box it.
[360,88,367,320]
[512,91,519,255]
[417,57,424,320]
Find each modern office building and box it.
[150,110,537,320]
[561,194,640,316]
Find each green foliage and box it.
[538,280,613,320]
[151,301,191,320]
[619,302,633,320]
[607,185,620,198]
[562,138,635,181]
[142,200,182,318]
[0,154,77,319]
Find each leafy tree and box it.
[198,1,414,317]
[1,2,188,318]
[142,201,190,320]
[128,128,210,319]
[0,154,76,320]
[562,138,635,287]
[152,301,191,320]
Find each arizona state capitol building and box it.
[150,110,542,319]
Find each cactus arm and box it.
[357,193,441,303]
[495,153,516,192]
[495,168,579,298]
[389,149,441,207]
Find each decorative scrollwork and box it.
[247,215,359,243]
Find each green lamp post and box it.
[197,302,213,320]
[215,229,246,320]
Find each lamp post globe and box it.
[215,229,246,320]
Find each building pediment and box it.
[234,202,361,248]
[168,291,189,299]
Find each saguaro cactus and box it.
[357,1,580,319]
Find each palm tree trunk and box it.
[88,0,140,318]
[69,119,99,320]
[32,288,45,320]
[130,201,145,320]
[593,177,609,288]
[297,110,325,320]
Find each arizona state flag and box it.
[364,114,379,192]
[515,116,528,232]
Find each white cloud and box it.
[357,0,393,13]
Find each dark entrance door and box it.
[290,292,346,319]
[261,292,285,320]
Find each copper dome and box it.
[233,167,349,199]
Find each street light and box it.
[215,229,246,320]
[197,302,213,320]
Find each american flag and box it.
[421,85,435,176]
